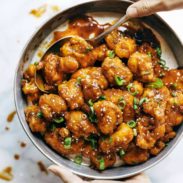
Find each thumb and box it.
[48,165,84,183]
[126,0,166,18]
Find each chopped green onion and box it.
[50,124,56,132]
[127,120,137,128]
[108,50,115,58]
[99,158,105,170]
[133,128,137,136]
[74,155,82,165]
[147,52,152,57]
[119,149,125,157]
[34,62,39,66]
[88,99,94,106]
[99,95,106,101]
[158,59,166,66]
[109,137,113,143]
[115,76,125,86]
[76,77,82,85]
[170,83,177,90]
[85,47,92,53]
[127,83,139,96]
[37,112,43,119]
[53,117,64,123]
[171,91,177,97]
[133,97,138,110]
[88,105,97,123]
[118,97,126,110]
[139,97,149,105]
[156,47,162,57]
[147,78,164,89]
[64,137,72,149]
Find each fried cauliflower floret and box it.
[123,143,149,165]
[165,90,183,127]
[65,111,97,138]
[102,57,133,86]
[104,89,135,122]
[100,123,134,153]
[44,130,84,156]
[136,116,165,149]
[90,153,116,170]
[93,100,123,135]
[58,79,84,110]
[23,64,36,80]
[127,81,144,97]
[39,94,67,120]
[44,53,63,85]
[115,37,137,59]
[24,105,46,133]
[60,36,93,68]
[163,69,183,90]
[105,30,122,49]
[142,86,170,123]
[150,141,166,155]
[128,52,155,82]
[81,77,103,101]
[72,67,108,92]
[59,56,79,73]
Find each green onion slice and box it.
[115,76,125,86]
[133,128,137,136]
[127,120,137,128]
[139,97,149,105]
[156,47,162,57]
[74,155,82,165]
[127,83,139,96]
[108,50,115,58]
[133,97,139,110]
[37,112,43,119]
[147,52,152,57]
[76,77,82,85]
[119,149,125,157]
[99,158,105,170]
[147,78,164,89]
[99,95,106,101]
[118,97,126,110]
[88,99,94,106]
[53,117,64,123]
[64,137,72,149]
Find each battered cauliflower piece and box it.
[39,94,67,120]
[142,86,170,123]
[100,123,134,153]
[115,37,137,59]
[127,81,144,97]
[58,79,84,110]
[104,89,135,122]
[59,56,79,73]
[165,91,183,127]
[44,129,84,156]
[65,111,97,138]
[123,143,149,165]
[93,100,123,134]
[105,30,122,49]
[102,57,133,86]
[60,36,93,68]
[128,52,155,82]
[23,64,36,80]
[163,69,183,90]
[136,116,165,149]
[150,141,166,155]
[24,105,46,133]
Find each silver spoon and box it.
[35,14,129,92]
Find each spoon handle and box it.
[90,14,129,44]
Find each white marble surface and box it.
[0,0,183,182]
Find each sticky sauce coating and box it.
[21,15,183,171]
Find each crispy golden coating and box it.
[115,37,137,59]
[23,64,36,80]
[24,105,46,133]
[59,56,79,73]
[44,53,63,85]
[58,79,84,110]
[65,111,97,138]
[44,130,84,155]
[142,86,170,123]
[60,36,93,68]
[163,69,183,90]
[93,100,123,135]
[150,141,165,155]
[123,143,149,165]
[100,123,134,153]
[104,89,135,122]
[39,94,67,120]
[128,80,144,97]
[128,52,155,82]
[102,57,133,86]
[136,116,165,149]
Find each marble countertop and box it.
[0,0,183,182]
